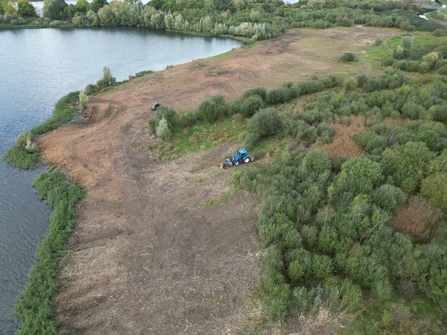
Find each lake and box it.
[0,27,241,335]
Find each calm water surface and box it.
[0,27,241,335]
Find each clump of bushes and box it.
[244,107,286,148]
[339,52,356,63]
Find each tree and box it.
[421,173,447,210]
[156,117,172,140]
[240,94,264,117]
[97,66,116,88]
[18,0,36,17]
[76,0,89,12]
[79,90,89,111]
[87,0,107,13]
[43,0,68,20]
[329,157,383,198]
[245,108,286,147]
[381,141,435,193]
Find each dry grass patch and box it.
[381,117,408,128]
[393,196,442,242]
[314,115,365,158]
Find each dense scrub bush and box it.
[429,149,447,173]
[154,106,174,125]
[339,52,356,63]
[240,94,264,117]
[242,86,267,101]
[78,90,88,111]
[316,122,334,144]
[296,79,324,95]
[372,184,406,213]
[381,141,435,193]
[176,110,198,128]
[421,173,447,210]
[414,244,447,312]
[394,60,420,72]
[266,87,291,104]
[197,95,226,122]
[96,66,116,88]
[245,107,286,147]
[155,117,172,140]
[330,157,383,198]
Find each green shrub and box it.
[240,94,264,117]
[242,86,267,101]
[266,87,291,104]
[382,55,394,67]
[381,141,436,193]
[297,79,324,95]
[148,119,156,135]
[2,146,40,169]
[437,65,447,76]
[177,111,198,128]
[372,184,407,213]
[79,90,88,111]
[316,122,334,144]
[85,84,99,95]
[155,117,172,140]
[421,173,447,210]
[155,106,177,127]
[245,108,286,146]
[135,70,153,77]
[339,52,356,63]
[229,99,241,115]
[330,157,383,198]
[340,279,363,311]
[198,99,219,123]
[312,254,333,279]
[302,150,331,175]
[429,149,447,173]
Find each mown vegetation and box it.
[14,171,85,335]
[148,32,447,334]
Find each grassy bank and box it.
[2,91,80,169]
[14,171,85,335]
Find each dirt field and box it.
[37,27,398,335]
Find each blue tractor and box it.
[221,148,254,168]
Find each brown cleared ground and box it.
[38,27,398,335]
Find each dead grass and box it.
[393,196,442,242]
[381,117,408,128]
[313,115,365,158]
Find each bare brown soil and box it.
[37,27,398,335]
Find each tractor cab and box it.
[231,148,253,166]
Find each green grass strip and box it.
[201,189,239,207]
[2,91,79,169]
[14,171,85,335]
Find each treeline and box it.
[2,0,445,40]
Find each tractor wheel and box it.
[234,160,239,166]
[244,157,250,163]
